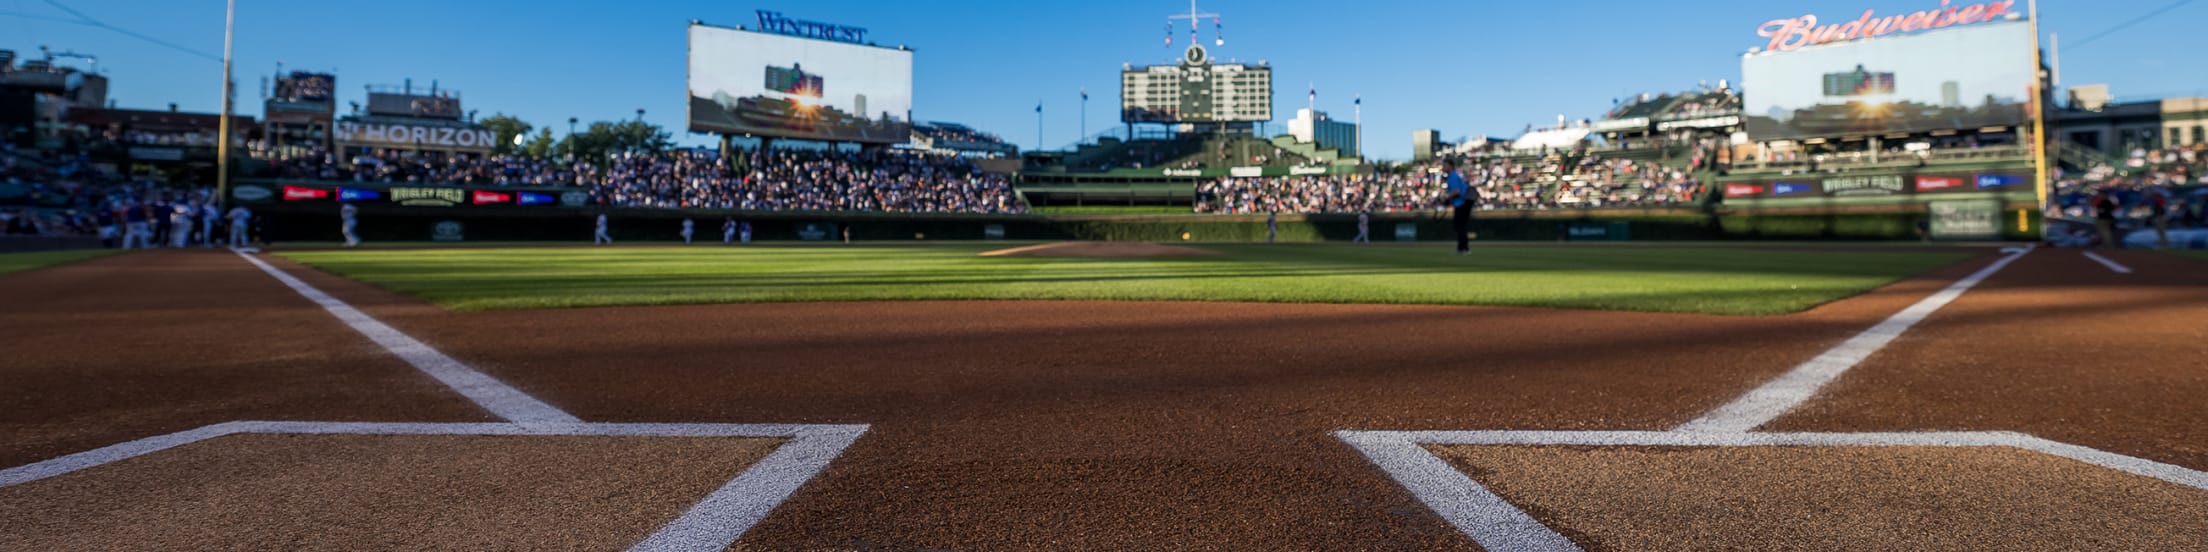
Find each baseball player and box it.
[1266,211,1277,244]
[95,206,118,248]
[722,217,737,244]
[1354,210,1371,243]
[227,205,252,248]
[1442,160,1478,255]
[340,203,361,247]
[199,201,218,247]
[594,213,613,245]
[740,220,752,244]
[121,199,152,250]
[169,200,194,248]
[680,217,695,244]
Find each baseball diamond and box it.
[5,0,2207,550]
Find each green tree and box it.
[520,128,558,159]
[559,120,673,161]
[480,113,534,156]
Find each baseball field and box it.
[3,242,2204,550]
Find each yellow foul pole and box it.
[2026,0,2048,235]
[215,0,237,211]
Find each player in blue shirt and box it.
[1442,159,1479,255]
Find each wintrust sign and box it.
[1757,0,2017,52]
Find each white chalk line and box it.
[1328,249,2208,550]
[30,251,871,549]
[1339,429,2208,552]
[2082,251,2134,274]
[234,251,578,424]
[0,421,869,552]
[1676,248,2030,433]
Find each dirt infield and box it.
[4,246,2203,549]
[978,240,1221,257]
[0,433,780,550]
[0,250,488,468]
[1430,444,2208,550]
[1770,250,2208,468]
[251,247,2005,549]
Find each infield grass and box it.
[0,249,118,275]
[279,243,1976,315]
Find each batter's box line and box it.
[1336,429,2208,552]
[0,421,869,552]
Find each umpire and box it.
[1442,160,1479,255]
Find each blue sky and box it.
[5,0,2203,160]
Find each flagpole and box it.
[1080,88,1088,146]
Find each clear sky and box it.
[5,0,2203,160]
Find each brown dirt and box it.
[0,250,489,468]
[1767,249,2208,469]
[1429,444,2208,551]
[979,240,1222,257]
[251,250,2003,550]
[14,246,2196,550]
[0,433,781,551]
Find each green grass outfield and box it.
[279,243,1976,316]
[0,249,118,276]
[2171,250,2208,262]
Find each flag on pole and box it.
[1165,22,1172,46]
[1036,103,1042,113]
[1354,95,1361,106]
[1081,87,1088,102]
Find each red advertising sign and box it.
[1757,1,2017,52]
[1914,176,1964,191]
[1725,184,1765,198]
[282,185,330,201]
[470,190,513,205]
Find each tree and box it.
[558,120,673,161]
[520,128,558,159]
[480,113,533,156]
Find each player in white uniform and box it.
[227,205,252,248]
[170,202,195,248]
[722,217,737,244]
[1353,211,1371,243]
[680,217,695,244]
[340,203,361,247]
[594,213,613,245]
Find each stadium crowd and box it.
[2051,143,2205,226]
[1196,150,1704,214]
[261,147,1026,214]
[3,146,242,246]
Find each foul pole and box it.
[215,0,237,211]
[2026,0,2049,236]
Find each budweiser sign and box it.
[1758,0,2017,52]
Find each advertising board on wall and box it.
[333,122,496,152]
[232,180,585,210]
[1929,199,2001,240]
[1724,172,2030,200]
[687,23,914,144]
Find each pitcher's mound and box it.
[980,241,1220,258]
